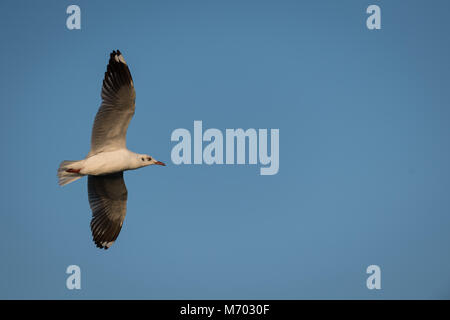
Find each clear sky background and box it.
[1,0,450,299]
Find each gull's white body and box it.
[69,149,159,176]
[81,150,136,175]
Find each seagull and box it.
[57,50,165,249]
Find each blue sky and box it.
[1,0,450,299]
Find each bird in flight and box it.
[58,50,165,249]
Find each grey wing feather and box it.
[88,172,128,249]
[89,50,136,155]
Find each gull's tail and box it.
[58,160,84,186]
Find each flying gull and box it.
[58,50,165,249]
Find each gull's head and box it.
[138,154,166,168]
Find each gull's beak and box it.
[154,161,166,166]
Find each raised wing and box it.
[89,50,136,155]
[88,172,128,249]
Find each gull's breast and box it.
[81,149,132,176]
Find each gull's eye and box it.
[141,157,145,161]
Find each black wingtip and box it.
[93,239,112,250]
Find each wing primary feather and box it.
[88,172,128,249]
[89,50,136,155]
